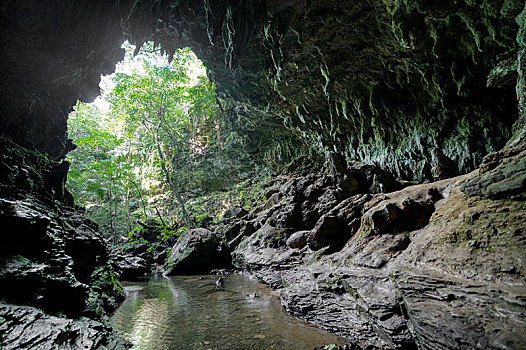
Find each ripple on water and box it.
[110,274,348,350]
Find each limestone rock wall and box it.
[0,0,125,159]
[122,0,524,180]
[0,136,128,348]
[225,140,525,349]
[1,0,524,175]
[0,1,525,349]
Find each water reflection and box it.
[111,274,347,350]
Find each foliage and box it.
[67,101,138,237]
[66,41,261,245]
[184,177,269,225]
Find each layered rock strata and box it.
[0,1,525,349]
[0,140,129,349]
[223,142,526,349]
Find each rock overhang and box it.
[0,0,524,179]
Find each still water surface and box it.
[110,274,348,350]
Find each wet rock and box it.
[392,271,526,350]
[164,228,229,275]
[0,1,523,349]
[0,198,124,319]
[487,52,519,88]
[229,161,526,349]
[112,254,150,281]
[0,303,130,350]
[120,242,151,262]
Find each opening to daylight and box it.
[66,42,257,243]
[2,2,525,350]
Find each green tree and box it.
[67,101,145,240]
[67,41,261,244]
[108,47,211,227]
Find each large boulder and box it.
[286,230,309,249]
[164,228,228,275]
[112,254,151,281]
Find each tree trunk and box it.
[152,128,194,228]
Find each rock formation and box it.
[224,144,525,349]
[0,0,525,349]
[0,140,129,348]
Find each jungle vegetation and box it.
[66,42,268,244]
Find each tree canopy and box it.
[66,42,263,242]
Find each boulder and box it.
[112,254,151,281]
[286,230,309,249]
[221,206,248,221]
[164,228,228,275]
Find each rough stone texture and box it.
[0,1,125,159]
[164,228,229,275]
[0,198,125,320]
[357,179,451,238]
[0,303,130,350]
[1,1,526,349]
[286,230,309,249]
[1,0,524,175]
[111,219,181,280]
[121,0,522,180]
[227,141,526,349]
[461,139,526,198]
[221,206,249,221]
[511,3,526,145]
[112,254,151,281]
[0,140,127,347]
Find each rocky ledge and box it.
[0,140,130,349]
[164,139,526,349]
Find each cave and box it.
[0,1,525,349]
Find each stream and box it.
[110,274,348,350]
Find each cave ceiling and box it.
[0,0,524,180]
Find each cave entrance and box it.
[66,41,221,243]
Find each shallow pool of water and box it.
[110,274,348,350]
